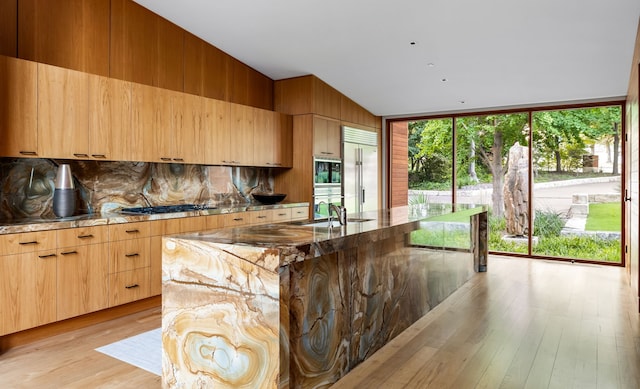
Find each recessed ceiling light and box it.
[441,78,448,82]
[427,63,435,68]
[410,41,416,45]
[459,100,466,104]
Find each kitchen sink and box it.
[298,218,374,227]
[120,204,217,215]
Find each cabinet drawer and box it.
[149,216,206,236]
[204,214,223,230]
[250,210,272,225]
[272,208,292,222]
[223,213,249,227]
[110,238,150,273]
[291,207,309,221]
[109,268,150,307]
[109,221,150,241]
[57,225,108,248]
[0,231,57,256]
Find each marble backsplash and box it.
[0,158,274,219]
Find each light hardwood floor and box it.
[0,256,638,388]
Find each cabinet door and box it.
[253,108,275,166]
[253,110,293,167]
[203,98,230,165]
[38,63,89,159]
[0,251,57,336]
[0,56,38,157]
[88,75,131,161]
[313,116,341,158]
[131,83,167,162]
[169,92,203,164]
[57,243,109,320]
[291,206,309,221]
[223,212,250,227]
[228,103,254,165]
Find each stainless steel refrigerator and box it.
[343,126,379,214]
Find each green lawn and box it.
[585,202,621,232]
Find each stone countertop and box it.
[167,206,421,270]
[0,202,309,235]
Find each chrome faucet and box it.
[329,204,347,225]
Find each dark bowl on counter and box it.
[252,193,287,204]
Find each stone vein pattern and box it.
[0,158,274,220]
[163,237,280,388]
[162,207,483,388]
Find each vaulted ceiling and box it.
[134,0,640,117]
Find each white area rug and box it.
[95,328,162,376]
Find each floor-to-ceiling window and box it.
[393,102,624,265]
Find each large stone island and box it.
[161,206,487,388]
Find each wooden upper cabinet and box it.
[165,91,203,164]
[0,56,38,157]
[0,0,17,56]
[131,83,165,162]
[88,75,131,161]
[184,32,229,100]
[156,17,184,92]
[313,116,341,158]
[18,0,110,76]
[341,95,380,129]
[37,63,90,159]
[254,109,293,167]
[203,98,231,165]
[227,103,255,166]
[313,77,341,119]
[274,75,339,119]
[110,0,158,86]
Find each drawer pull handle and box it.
[125,229,140,234]
[233,218,243,221]
[257,216,266,219]
[61,250,78,255]
[38,253,56,258]
[125,253,140,257]
[125,284,140,289]
[173,158,184,162]
[19,240,38,245]
[73,153,89,158]
[77,234,94,239]
[92,154,106,159]
[19,151,37,156]
[160,157,172,161]
[278,213,287,216]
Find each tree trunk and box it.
[554,150,562,172]
[554,136,562,172]
[469,138,479,183]
[491,130,504,217]
[613,123,619,175]
[605,139,612,163]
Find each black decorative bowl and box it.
[252,193,287,204]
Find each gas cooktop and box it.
[120,204,217,215]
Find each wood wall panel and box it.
[110,0,158,86]
[0,0,17,56]
[156,17,184,92]
[18,0,110,76]
[389,121,408,207]
[626,19,640,312]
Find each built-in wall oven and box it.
[313,158,343,219]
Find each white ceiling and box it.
[133,0,640,118]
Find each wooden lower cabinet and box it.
[57,243,109,320]
[290,206,309,221]
[108,268,150,307]
[0,250,57,336]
